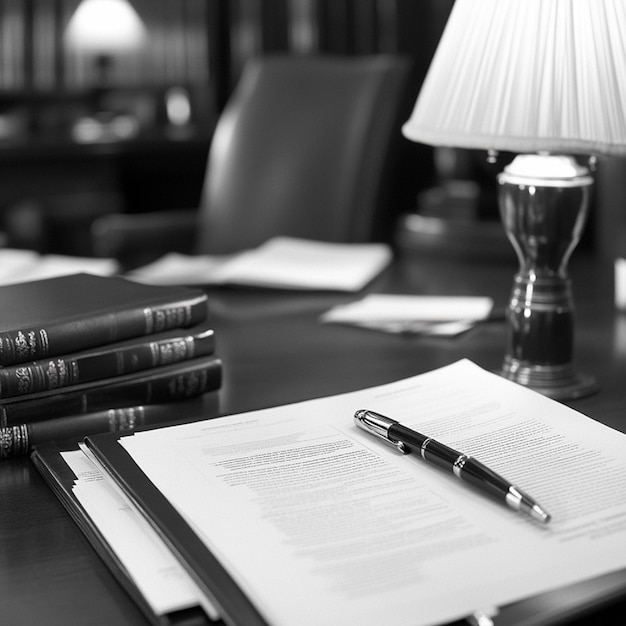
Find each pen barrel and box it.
[418,438,462,469]
[389,424,461,468]
[388,423,429,451]
[382,419,548,521]
[455,457,509,499]
[402,430,510,500]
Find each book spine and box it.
[1,397,216,460]
[0,356,222,426]
[0,295,208,366]
[0,329,215,399]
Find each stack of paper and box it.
[61,448,214,618]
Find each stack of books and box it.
[0,273,222,459]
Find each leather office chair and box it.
[92,54,413,266]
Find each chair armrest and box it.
[91,209,199,269]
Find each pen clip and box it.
[354,409,408,454]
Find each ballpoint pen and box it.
[354,409,551,523]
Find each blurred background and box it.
[0,0,622,260]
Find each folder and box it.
[33,436,626,626]
[32,361,626,626]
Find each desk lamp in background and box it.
[64,0,147,141]
[403,0,626,400]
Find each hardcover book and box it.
[0,325,215,399]
[0,354,222,426]
[1,395,219,461]
[0,273,209,366]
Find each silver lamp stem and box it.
[497,154,598,400]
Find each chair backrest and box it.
[195,54,413,254]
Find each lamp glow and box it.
[65,0,147,54]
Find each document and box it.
[111,359,626,626]
[127,236,392,291]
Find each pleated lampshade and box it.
[402,0,626,157]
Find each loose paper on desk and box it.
[0,248,119,285]
[321,294,494,336]
[127,236,392,291]
[614,258,626,310]
[116,359,626,626]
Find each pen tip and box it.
[511,487,551,524]
[532,505,551,524]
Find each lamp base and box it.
[497,154,598,402]
[500,358,598,400]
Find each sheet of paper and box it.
[321,294,495,336]
[116,359,626,626]
[336,318,479,336]
[0,248,40,282]
[125,253,232,286]
[0,249,119,285]
[60,449,218,619]
[127,237,392,291]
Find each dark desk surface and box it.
[1,251,625,626]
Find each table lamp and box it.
[65,0,147,85]
[402,0,626,400]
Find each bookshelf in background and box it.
[0,0,454,148]
[0,0,216,256]
[0,0,455,142]
[0,0,210,90]
[0,0,450,256]
[0,0,214,144]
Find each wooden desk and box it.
[1,251,625,625]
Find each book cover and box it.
[0,273,208,366]
[1,394,218,459]
[0,354,222,426]
[0,325,215,399]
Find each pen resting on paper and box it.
[354,409,551,523]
